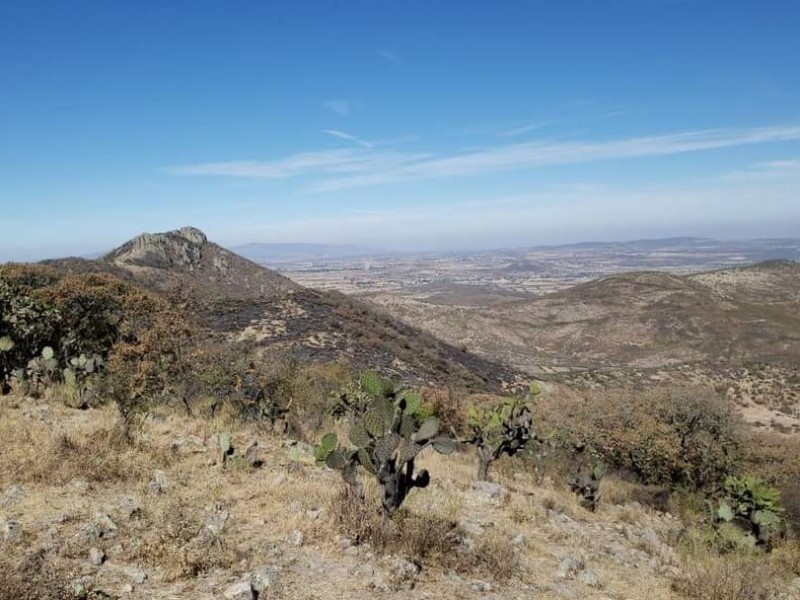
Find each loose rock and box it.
[88,547,105,566]
[223,580,254,600]
[472,480,502,500]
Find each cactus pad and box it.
[313,445,330,463]
[364,408,386,438]
[325,449,347,470]
[348,423,371,448]
[412,469,430,488]
[375,433,402,462]
[0,336,14,352]
[414,417,440,442]
[397,440,423,463]
[360,371,393,398]
[320,432,338,452]
[357,448,376,474]
[401,390,421,416]
[219,433,233,455]
[400,415,417,439]
[431,437,457,454]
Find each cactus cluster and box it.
[466,394,535,481]
[18,346,106,402]
[316,373,457,516]
[25,346,60,393]
[0,276,61,392]
[568,464,605,512]
[216,433,263,469]
[712,475,785,548]
[63,352,104,395]
[329,370,394,419]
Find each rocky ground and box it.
[0,395,721,600]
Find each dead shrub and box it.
[0,418,154,487]
[672,552,784,600]
[601,475,671,512]
[421,386,468,435]
[454,533,520,581]
[330,488,519,580]
[0,548,76,600]
[288,360,353,440]
[126,497,236,581]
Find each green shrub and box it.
[546,386,743,490]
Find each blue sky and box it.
[2,0,799,259]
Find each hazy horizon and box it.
[4,229,800,264]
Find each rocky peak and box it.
[175,226,208,246]
[105,226,210,271]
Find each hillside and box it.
[0,395,702,600]
[365,261,800,427]
[369,260,800,372]
[44,227,517,391]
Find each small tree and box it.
[315,376,457,517]
[466,393,535,481]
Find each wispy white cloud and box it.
[724,156,800,182]
[167,123,800,192]
[503,121,551,137]
[377,48,402,65]
[322,99,357,116]
[311,123,800,191]
[165,148,432,179]
[322,129,374,148]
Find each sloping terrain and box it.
[368,261,800,373]
[0,396,691,600]
[365,261,800,427]
[44,227,517,391]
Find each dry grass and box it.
[0,548,76,600]
[672,552,785,600]
[331,489,520,580]
[0,396,177,488]
[601,475,671,513]
[4,390,795,599]
[124,495,238,581]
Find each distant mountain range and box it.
[533,236,800,255]
[62,236,800,267]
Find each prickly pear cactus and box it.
[466,393,536,481]
[569,463,605,512]
[712,475,785,547]
[219,433,235,467]
[330,370,397,419]
[315,374,457,516]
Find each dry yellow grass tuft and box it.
[672,552,787,600]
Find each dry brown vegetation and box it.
[537,386,743,490]
[3,233,800,599]
[2,384,800,599]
